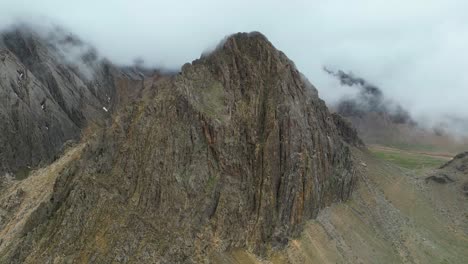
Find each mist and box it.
[1,0,468,135]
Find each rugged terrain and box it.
[0,25,148,177]
[0,28,466,263]
[0,32,361,263]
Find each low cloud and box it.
[1,0,467,135]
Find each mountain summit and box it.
[0,32,359,263]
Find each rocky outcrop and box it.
[429,151,468,199]
[0,32,358,263]
[439,152,468,170]
[425,174,454,184]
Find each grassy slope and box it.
[368,145,449,170]
[217,147,468,264]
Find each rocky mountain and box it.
[0,26,466,264]
[0,25,152,178]
[0,31,361,263]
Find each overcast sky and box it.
[1,0,468,130]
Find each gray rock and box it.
[0,26,122,175]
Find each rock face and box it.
[0,26,118,175]
[0,32,357,263]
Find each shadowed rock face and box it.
[0,26,122,176]
[0,32,358,263]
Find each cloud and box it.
[1,0,468,135]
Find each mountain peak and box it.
[223,31,271,46]
[194,31,279,65]
[224,31,276,54]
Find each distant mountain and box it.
[325,67,468,154]
[324,67,414,125]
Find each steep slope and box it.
[0,26,120,176]
[0,32,358,263]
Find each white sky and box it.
[1,0,468,129]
